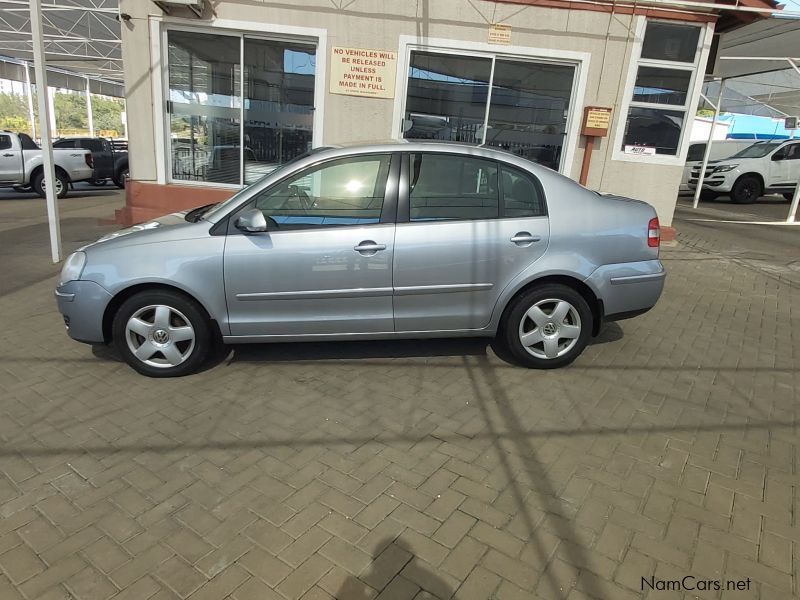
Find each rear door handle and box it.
[354,241,386,254]
[510,232,541,245]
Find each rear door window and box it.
[409,153,499,221]
[500,165,546,218]
[0,135,10,151]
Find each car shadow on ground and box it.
[91,323,624,371]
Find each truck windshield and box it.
[729,142,781,159]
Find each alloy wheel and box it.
[518,298,582,359]
[125,304,196,368]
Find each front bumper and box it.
[586,259,666,319]
[55,280,113,344]
[687,170,734,192]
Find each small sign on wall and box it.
[581,106,612,137]
[488,23,511,45]
[330,47,397,99]
[624,145,656,156]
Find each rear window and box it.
[18,133,39,150]
[0,135,10,151]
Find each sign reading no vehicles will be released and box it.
[330,47,397,99]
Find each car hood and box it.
[81,211,205,251]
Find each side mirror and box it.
[772,151,786,161]
[234,208,267,233]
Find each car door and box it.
[780,143,800,193]
[0,134,21,182]
[224,152,398,337]
[392,152,550,332]
[768,143,798,188]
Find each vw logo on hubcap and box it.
[542,322,558,336]
[153,329,169,344]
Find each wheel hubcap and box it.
[41,179,63,194]
[125,304,195,368]
[518,298,582,360]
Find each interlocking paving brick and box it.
[1,210,799,600]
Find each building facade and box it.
[117,0,766,233]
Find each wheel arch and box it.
[735,172,764,189]
[496,274,604,336]
[30,164,71,183]
[102,282,222,343]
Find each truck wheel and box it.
[730,176,762,204]
[113,167,129,189]
[32,170,69,199]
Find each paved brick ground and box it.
[0,199,798,599]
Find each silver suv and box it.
[56,143,665,377]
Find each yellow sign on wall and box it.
[488,23,511,45]
[330,47,397,99]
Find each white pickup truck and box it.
[688,139,800,203]
[0,131,94,199]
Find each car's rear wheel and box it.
[32,170,69,199]
[730,175,762,204]
[500,284,592,369]
[112,290,212,377]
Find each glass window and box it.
[484,60,575,171]
[621,22,701,157]
[18,134,39,150]
[686,143,705,162]
[403,52,491,143]
[251,154,390,230]
[0,135,10,151]
[640,22,700,63]
[632,67,691,106]
[622,107,684,155]
[53,139,76,149]
[243,38,316,185]
[166,30,317,186]
[785,143,800,160]
[409,153,499,221]
[501,166,546,218]
[80,139,105,152]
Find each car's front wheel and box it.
[112,290,213,377]
[730,175,762,204]
[501,284,592,369]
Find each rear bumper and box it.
[55,280,112,344]
[586,259,666,319]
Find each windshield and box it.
[202,147,334,222]
[686,143,705,162]
[728,142,782,159]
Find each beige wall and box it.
[119,0,712,226]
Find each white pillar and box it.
[47,86,57,138]
[85,77,94,137]
[30,0,62,263]
[786,60,800,223]
[24,63,36,139]
[693,79,724,209]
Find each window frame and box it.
[612,17,712,166]
[396,151,548,223]
[154,19,328,188]
[226,152,400,235]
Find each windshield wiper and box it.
[185,203,218,223]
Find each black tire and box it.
[32,169,69,199]
[730,175,762,204]
[112,289,214,377]
[699,190,718,201]
[113,167,129,189]
[500,283,593,369]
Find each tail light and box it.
[85,153,94,168]
[647,217,660,248]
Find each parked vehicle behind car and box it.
[53,137,129,188]
[56,142,666,377]
[679,140,754,193]
[688,140,800,203]
[0,131,94,198]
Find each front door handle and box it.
[354,241,386,255]
[510,232,541,245]
[2,153,13,157]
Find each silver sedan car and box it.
[56,142,665,377]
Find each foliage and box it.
[0,90,124,137]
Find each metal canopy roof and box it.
[0,0,121,82]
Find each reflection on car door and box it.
[392,152,550,332]
[224,153,398,336]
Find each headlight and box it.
[713,164,738,173]
[58,251,86,286]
